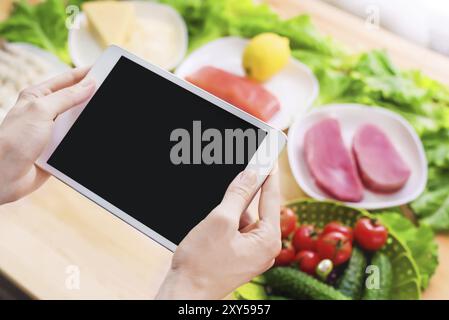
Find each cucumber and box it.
[265,267,350,300]
[267,295,291,300]
[362,252,393,300]
[337,247,367,299]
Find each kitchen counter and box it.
[0,0,448,299]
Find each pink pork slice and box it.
[304,118,364,202]
[353,124,411,193]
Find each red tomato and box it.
[354,218,388,251]
[280,207,297,238]
[292,225,318,251]
[316,232,352,266]
[322,221,353,242]
[274,246,296,266]
[295,250,320,275]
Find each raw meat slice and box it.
[353,124,411,193]
[186,66,280,122]
[304,118,364,202]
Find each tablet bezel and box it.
[36,45,287,252]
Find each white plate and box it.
[0,43,69,121]
[12,43,69,75]
[175,37,319,130]
[288,104,428,209]
[69,1,188,70]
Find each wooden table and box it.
[0,0,448,299]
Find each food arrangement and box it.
[184,33,287,122]
[274,206,391,299]
[289,105,428,209]
[0,0,445,299]
[235,200,422,300]
[70,0,188,69]
[304,118,411,202]
[179,34,317,128]
[175,36,318,130]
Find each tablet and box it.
[37,46,287,252]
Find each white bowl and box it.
[69,1,188,70]
[175,37,319,130]
[287,104,428,209]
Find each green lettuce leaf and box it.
[0,0,70,63]
[411,168,449,231]
[159,0,343,55]
[377,211,439,289]
[422,130,449,168]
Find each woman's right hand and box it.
[156,169,281,300]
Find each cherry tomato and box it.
[292,225,318,251]
[274,246,296,266]
[354,218,388,251]
[316,231,352,266]
[322,221,353,242]
[295,250,320,275]
[280,207,298,238]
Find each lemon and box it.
[243,33,291,82]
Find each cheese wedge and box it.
[82,1,136,48]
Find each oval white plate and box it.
[69,1,188,70]
[175,37,319,130]
[288,104,428,209]
[0,43,69,121]
[12,43,70,75]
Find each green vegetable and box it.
[267,295,291,300]
[377,211,439,289]
[233,282,267,300]
[411,131,449,231]
[337,247,368,299]
[265,267,350,300]
[362,253,393,300]
[159,0,344,55]
[66,0,93,6]
[0,0,70,63]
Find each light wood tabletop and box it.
[0,0,448,299]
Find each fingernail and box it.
[240,170,257,186]
[80,78,94,87]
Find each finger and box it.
[218,170,259,224]
[239,210,256,231]
[17,67,91,107]
[37,66,91,93]
[37,77,95,119]
[258,169,280,227]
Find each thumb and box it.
[218,170,259,224]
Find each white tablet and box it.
[37,46,286,252]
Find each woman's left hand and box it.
[0,67,95,204]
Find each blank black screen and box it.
[48,57,264,245]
